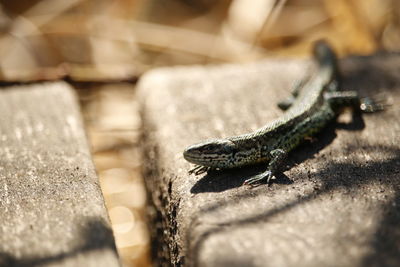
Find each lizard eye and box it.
[202,144,219,153]
[208,141,237,154]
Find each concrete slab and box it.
[139,54,400,267]
[0,82,120,267]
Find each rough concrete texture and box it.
[0,82,120,267]
[138,53,400,267]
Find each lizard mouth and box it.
[183,150,211,164]
[183,146,199,160]
[183,139,237,168]
[183,148,225,167]
[183,147,206,165]
[182,153,200,164]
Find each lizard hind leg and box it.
[278,76,310,111]
[360,94,389,113]
[324,91,389,113]
[278,96,296,111]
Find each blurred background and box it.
[0,0,399,266]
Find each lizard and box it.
[183,40,384,187]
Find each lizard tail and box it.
[313,39,340,85]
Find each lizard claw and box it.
[360,94,390,113]
[188,165,209,175]
[243,170,274,187]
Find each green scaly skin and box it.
[183,40,383,186]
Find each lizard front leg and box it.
[243,149,287,186]
[243,105,336,187]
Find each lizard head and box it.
[183,139,237,168]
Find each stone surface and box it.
[138,53,400,267]
[0,82,120,267]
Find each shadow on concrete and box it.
[341,53,400,95]
[0,218,118,267]
[189,144,400,266]
[361,190,400,267]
